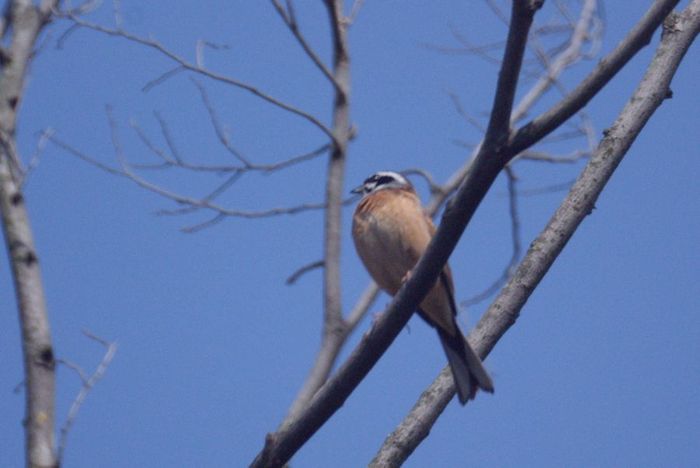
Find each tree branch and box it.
[250,2,542,465]
[49,130,339,221]
[511,0,598,122]
[483,0,543,149]
[57,330,118,464]
[57,12,337,143]
[510,0,681,154]
[0,2,58,467]
[461,164,521,307]
[270,0,340,90]
[372,2,699,463]
[279,0,353,429]
[425,0,599,218]
[285,260,325,285]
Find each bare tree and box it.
[251,0,698,465]
[51,1,603,429]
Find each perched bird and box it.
[351,171,494,403]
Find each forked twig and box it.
[57,330,118,463]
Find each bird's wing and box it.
[422,211,495,400]
[414,212,460,336]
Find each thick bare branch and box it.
[372,3,699,463]
[483,0,542,148]
[399,1,597,318]
[0,2,58,467]
[279,0,353,429]
[416,0,588,310]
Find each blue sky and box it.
[1,1,698,466]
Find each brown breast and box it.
[352,187,458,334]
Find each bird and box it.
[351,170,494,403]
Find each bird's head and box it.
[351,171,412,196]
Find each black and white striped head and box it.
[351,171,411,196]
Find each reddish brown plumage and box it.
[353,187,456,333]
[352,177,494,403]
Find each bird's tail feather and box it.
[438,328,494,404]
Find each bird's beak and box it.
[350,185,364,195]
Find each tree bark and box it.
[0,2,58,466]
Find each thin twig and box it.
[191,78,251,166]
[511,0,598,123]
[56,12,337,143]
[484,0,510,25]
[141,65,185,92]
[111,0,123,29]
[20,127,54,188]
[447,91,487,133]
[423,26,504,64]
[271,0,340,90]
[344,283,380,330]
[510,0,681,154]
[50,124,334,219]
[519,178,577,196]
[400,168,444,196]
[157,173,245,220]
[180,213,227,233]
[57,330,118,463]
[348,0,366,24]
[286,260,325,285]
[516,149,590,163]
[154,111,184,164]
[130,112,329,175]
[461,165,521,307]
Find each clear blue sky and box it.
[1,1,698,467]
